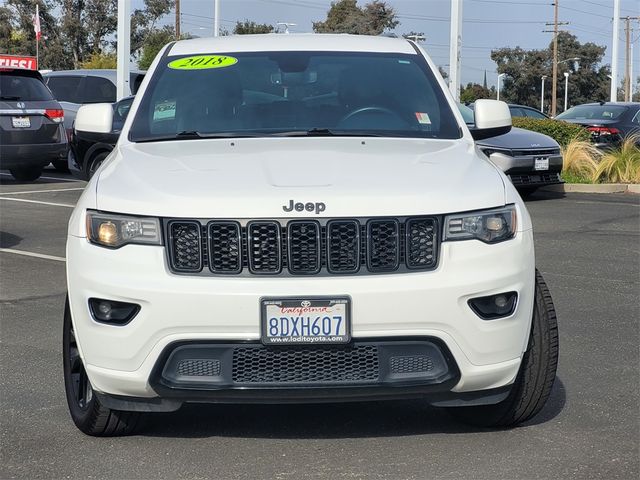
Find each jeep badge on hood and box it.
[282,200,326,214]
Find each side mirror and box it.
[75,103,113,134]
[470,99,512,141]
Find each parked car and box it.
[556,102,640,149]
[65,34,558,436]
[43,69,144,170]
[459,104,563,196]
[0,57,68,181]
[508,104,549,120]
[69,95,133,179]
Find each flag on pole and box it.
[32,5,41,41]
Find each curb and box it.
[541,183,639,194]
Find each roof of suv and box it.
[169,33,417,56]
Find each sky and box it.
[145,0,639,88]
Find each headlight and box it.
[444,205,517,244]
[481,147,512,158]
[86,211,162,248]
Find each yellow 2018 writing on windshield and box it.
[168,55,238,70]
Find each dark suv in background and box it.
[0,68,68,181]
[43,70,144,172]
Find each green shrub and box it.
[593,135,640,184]
[512,117,590,148]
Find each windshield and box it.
[0,70,54,101]
[129,51,461,141]
[557,105,627,121]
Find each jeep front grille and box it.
[165,217,439,276]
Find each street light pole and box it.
[449,0,463,101]
[541,75,547,113]
[497,73,506,101]
[213,0,220,37]
[563,72,569,111]
[611,0,621,101]
[116,0,130,101]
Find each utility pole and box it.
[611,0,620,101]
[543,2,568,116]
[551,0,559,116]
[449,0,463,101]
[175,0,180,40]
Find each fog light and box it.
[468,292,517,320]
[89,298,140,325]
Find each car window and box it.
[557,105,628,120]
[457,103,475,124]
[522,108,547,119]
[112,97,134,131]
[82,76,117,103]
[129,51,461,141]
[46,76,83,103]
[0,70,54,101]
[509,106,526,118]
[130,73,145,95]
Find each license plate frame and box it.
[260,296,351,345]
[12,116,30,128]
[534,156,549,171]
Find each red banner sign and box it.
[0,55,38,70]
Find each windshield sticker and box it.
[415,112,431,124]
[168,55,238,70]
[153,100,176,121]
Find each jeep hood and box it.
[95,137,506,218]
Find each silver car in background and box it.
[459,104,563,197]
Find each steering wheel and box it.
[340,106,401,124]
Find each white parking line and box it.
[0,187,85,195]
[0,248,65,262]
[0,172,81,183]
[0,197,75,208]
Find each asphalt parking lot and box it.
[1,169,639,480]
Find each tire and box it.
[9,167,42,181]
[63,297,141,436]
[52,159,69,172]
[84,151,109,180]
[449,270,559,428]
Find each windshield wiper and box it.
[0,95,22,101]
[272,128,382,137]
[134,131,267,143]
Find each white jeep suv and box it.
[65,34,558,436]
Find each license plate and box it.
[12,116,30,128]
[261,297,350,345]
[534,156,549,171]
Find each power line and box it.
[559,4,613,19]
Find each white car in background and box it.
[64,34,558,436]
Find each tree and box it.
[460,83,495,104]
[131,0,174,56]
[80,52,117,69]
[313,0,398,35]
[233,20,274,35]
[491,32,610,110]
[138,25,175,70]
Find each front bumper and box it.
[489,152,563,187]
[66,229,535,403]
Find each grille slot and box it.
[390,355,434,374]
[248,221,281,274]
[232,345,379,384]
[168,221,202,272]
[209,221,242,273]
[177,359,221,377]
[406,218,437,269]
[327,220,360,273]
[367,219,400,271]
[166,216,439,276]
[287,221,321,274]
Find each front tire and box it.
[9,167,42,181]
[84,151,109,180]
[518,186,538,199]
[449,270,559,427]
[63,297,140,436]
[52,160,69,172]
